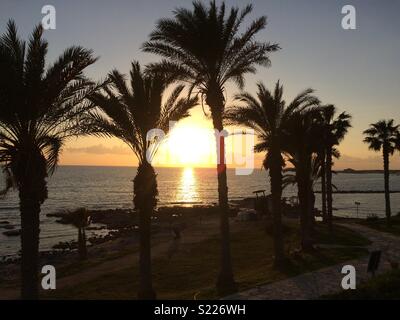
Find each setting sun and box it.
[154,123,217,167]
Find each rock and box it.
[86,225,106,231]
[3,229,21,237]
[46,212,68,218]
[53,241,76,250]
[55,219,70,224]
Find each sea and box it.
[1,166,400,258]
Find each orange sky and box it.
[60,106,400,170]
[61,107,264,169]
[3,1,400,170]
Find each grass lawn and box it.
[359,214,400,236]
[314,224,371,247]
[43,217,370,300]
[322,269,400,300]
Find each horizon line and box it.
[57,164,400,171]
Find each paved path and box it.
[225,223,400,300]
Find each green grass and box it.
[314,224,372,247]
[43,220,370,300]
[55,245,140,278]
[322,269,400,300]
[359,214,400,236]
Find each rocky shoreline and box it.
[0,205,220,265]
[0,197,297,264]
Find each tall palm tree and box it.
[363,120,399,225]
[142,0,279,294]
[85,61,197,299]
[317,136,327,223]
[225,81,318,266]
[0,20,98,299]
[284,108,322,251]
[320,106,351,232]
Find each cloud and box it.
[67,144,131,155]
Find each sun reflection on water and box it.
[176,167,199,205]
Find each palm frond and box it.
[363,119,399,154]
[143,1,279,104]
[0,20,97,196]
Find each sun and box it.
[167,126,216,167]
[154,124,216,167]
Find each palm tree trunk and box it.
[78,228,87,260]
[82,229,87,258]
[326,147,333,232]
[296,154,313,251]
[138,205,153,299]
[134,162,157,300]
[82,228,87,259]
[269,147,285,267]
[19,183,41,300]
[320,150,327,222]
[208,94,236,296]
[78,228,83,258]
[382,148,391,225]
[309,189,316,236]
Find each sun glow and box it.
[154,125,216,167]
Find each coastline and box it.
[0,203,374,300]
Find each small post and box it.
[355,201,361,218]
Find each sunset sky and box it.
[1,0,400,169]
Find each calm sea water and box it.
[1,166,400,257]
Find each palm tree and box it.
[320,106,351,232]
[0,20,98,299]
[67,208,91,260]
[283,154,322,219]
[284,108,322,251]
[363,120,399,225]
[225,81,318,266]
[142,0,279,294]
[397,131,400,160]
[85,61,197,299]
[317,136,327,223]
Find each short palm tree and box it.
[363,120,399,224]
[142,0,279,294]
[319,106,351,232]
[283,154,324,222]
[225,81,318,266]
[67,208,91,260]
[85,61,197,299]
[0,20,98,299]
